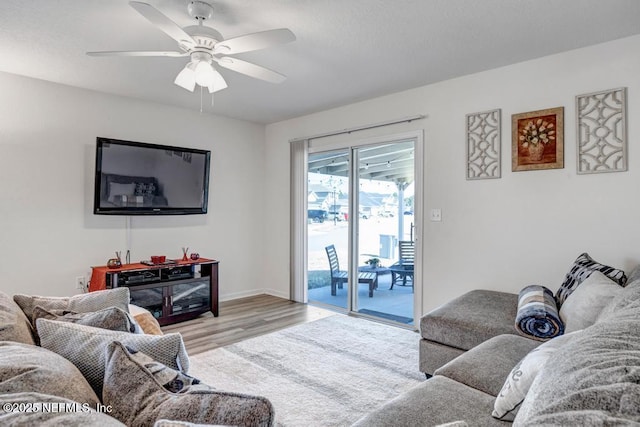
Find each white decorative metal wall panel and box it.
[576,87,627,174]
[466,109,501,180]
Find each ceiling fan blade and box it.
[213,28,295,55]
[87,51,187,57]
[217,57,287,83]
[129,1,195,46]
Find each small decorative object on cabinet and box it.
[576,87,627,174]
[89,258,219,326]
[512,107,564,172]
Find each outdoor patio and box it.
[308,269,414,324]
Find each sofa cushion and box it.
[0,392,125,426]
[514,319,640,425]
[103,341,275,427]
[36,318,189,395]
[555,252,626,306]
[0,291,35,345]
[559,271,623,333]
[492,331,579,421]
[352,376,505,427]
[419,339,466,376]
[435,334,540,397]
[420,290,518,350]
[0,341,100,407]
[14,287,131,323]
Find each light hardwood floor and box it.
[161,294,334,355]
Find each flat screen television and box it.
[93,137,211,215]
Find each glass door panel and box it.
[170,280,210,316]
[307,149,350,309]
[129,286,164,319]
[354,141,415,324]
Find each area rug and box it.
[188,315,424,427]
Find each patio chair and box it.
[389,240,414,290]
[325,245,378,297]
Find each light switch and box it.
[430,208,442,222]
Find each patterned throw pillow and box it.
[36,318,189,395]
[135,182,157,197]
[103,341,275,427]
[492,332,579,420]
[555,253,627,307]
[30,306,135,344]
[13,288,131,323]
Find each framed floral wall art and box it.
[512,107,564,171]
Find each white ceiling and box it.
[0,1,639,124]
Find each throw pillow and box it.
[36,318,189,395]
[103,341,275,427]
[555,253,626,306]
[108,182,136,202]
[492,331,579,421]
[0,392,125,427]
[0,291,35,345]
[0,341,100,407]
[126,344,200,392]
[30,305,135,344]
[559,271,624,333]
[129,304,164,335]
[13,287,131,324]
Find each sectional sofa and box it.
[354,262,640,426]
[0,288,274,426]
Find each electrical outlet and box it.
[75,276,86,291]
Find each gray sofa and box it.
[354,266,640,426]
[0,290,274,426]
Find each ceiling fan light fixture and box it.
[174,62,197,91]
[194,60,215,87]
[207,68,228,93]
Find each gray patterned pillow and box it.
[103,341,275,427]
[0,392,125,426]
[14,287,131,322]
[555,253,626,306]
[0,291,35,345]
[36,318,189,395]
[31,306,135,344]
[0,341,100,407]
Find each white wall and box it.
[0,71,270,300]
[265,35,640,315]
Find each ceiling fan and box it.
[87,1,296,94]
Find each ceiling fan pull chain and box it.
[200,85,204,113]
[211,92,215,107]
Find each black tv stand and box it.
[90,259,219,326]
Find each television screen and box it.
[93,137,210,215]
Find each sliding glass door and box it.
[306,149,350,309]
[306,139,417,325]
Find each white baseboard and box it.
[219,288,290,302]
